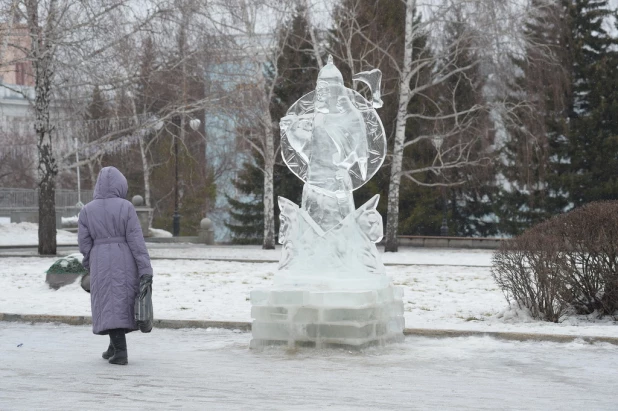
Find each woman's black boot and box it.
[108,329,128,365]
[102,338,114,360]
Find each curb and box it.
[0,313,251,332]
[0,245,78,250]
[0,254,491,268]
[403,328,618,345]
[145,257,489,268]
[2,313,617,345]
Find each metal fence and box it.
[0,188,93,208]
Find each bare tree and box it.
[127,0,236,232]
[3,0,237,245]
[207,0,294,249]
[301,0,324,70]
[0,0,164,254]
[330,0,538,251]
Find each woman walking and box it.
[78,166,153,365]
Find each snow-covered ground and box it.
[1,322,617,410]
[0,222,78,246]
[0,222,177,245]
[1,248,617,338]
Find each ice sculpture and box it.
[250,56,404,349]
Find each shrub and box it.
[492,227,570,322]
[45,253,87,290]
[492,201,618,322]
[46,254,87,275]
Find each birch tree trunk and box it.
[233,0,280,250]
[130,96,151,208]
[28,0,58,255]
[139,135,151,207]
[138,123,154,229]
[259,70,276,250]
[87,161,96,189]
[302,0,323,70]
[385,0,415,252]
[262,118,276,250]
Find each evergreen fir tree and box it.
[435,14,496,237]
[85,85,109,143]
[560,0,618,205]
[497,0,618,233]
[496,0,570,235]
[225,159,264,244]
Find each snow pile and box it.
[0,222,77,246]
[495,304,536,323]
[149,228,173,238]
[61,216,79,227]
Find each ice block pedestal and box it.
[250,284,404,349]
[250,56,404,349]
[249,193,405,349]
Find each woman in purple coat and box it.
[78,166,153,365]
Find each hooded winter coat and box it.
[78,167,153,335]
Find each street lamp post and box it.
[74,138,84,209]
[74,138,81,204]
[170,115,200,237]
[441,194,449,236]
[431,134,448,236]
[172,116,181,237]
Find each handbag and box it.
[134,275,153,333]
[81,273,91,293]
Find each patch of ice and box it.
[3,323,618,410]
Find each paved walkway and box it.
[2,322,617,410]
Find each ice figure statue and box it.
[250,56,404,349]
